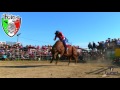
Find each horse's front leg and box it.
[50,52,58,63]
[53,52,59,65]
[55,52,64,65]
[50,55,54,63]
[55,54,59,65]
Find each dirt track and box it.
[0,60,120,78]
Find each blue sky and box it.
[0,12,120,48]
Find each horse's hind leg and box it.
[55,54,60,65]
[50,52,58,63]
[68,56,72,66]
[73,55,78,64]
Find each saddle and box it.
[66,44,71,48]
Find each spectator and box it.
[88,42,93,50]
[117,38,120,45]
[105,40,109,49]
[93,42,97,50]
[2,53,9,60]
[108,38,111,43]
[101,41,105,48]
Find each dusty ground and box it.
[0,59,120,78]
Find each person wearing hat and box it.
[54,30,68,54]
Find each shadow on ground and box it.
[0,64,66,68]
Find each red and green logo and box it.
[1,13,21,37]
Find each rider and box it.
[54,30,68,54]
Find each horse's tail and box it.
[72,46,79,62]
[72,46,78,56]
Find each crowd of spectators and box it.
[0,43,53,60]
[0,42,81,61]
[88,38,120,51]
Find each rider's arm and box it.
[54,35,57,40]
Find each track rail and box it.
[85,66,116,74]
[85,68,104,74]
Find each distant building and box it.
[0,41,6,46]
[6,41,16,45]
[0,41,6,44]
[0,41,22,46]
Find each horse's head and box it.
[52,40,64,53]
[50,41,62,60]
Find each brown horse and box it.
[50,40,78,65]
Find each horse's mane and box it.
[54,40,62,46]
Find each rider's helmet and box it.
[55,30,59,34]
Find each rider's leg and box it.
[62,40,67,54]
